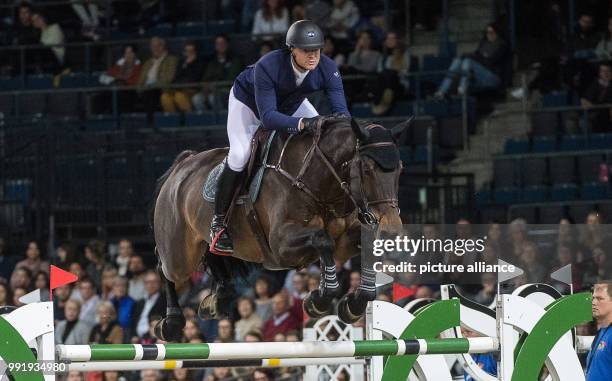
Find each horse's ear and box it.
[350,118,370,140]
[390,116,414,140]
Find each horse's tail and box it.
[149,150,197,231]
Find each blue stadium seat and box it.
[206,20,236,35]
[398,146,412,163]
[541,90,569,108]
[474,190,491,207]
[521,186,547,203]
[0,76,22,91]
[550,183,578,201]
[27,74,53,89]
[351,102,372,117]
[531,136,556,152]
[3,179,32,204]
[590,133,612,149]
[147,23,173,37]
[413,145,428,163]
[559,135,587,151]
[185,111,216,126]
[504,138,529,154]
[87,115,117,130]
[581,182,608,200]
[176,22,204,37]
[493,187,519,204]
[59,72,90,88]
[154,112,181,128]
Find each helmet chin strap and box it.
[291,50,310,72]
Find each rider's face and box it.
[292,47,321,71]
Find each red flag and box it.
[50,265,78,300]
[392,283,416,302]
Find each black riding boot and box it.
[210,162,243,253]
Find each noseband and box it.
[263,118,399,225]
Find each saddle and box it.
[202,129,276,205]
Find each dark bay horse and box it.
[151,117,407,341]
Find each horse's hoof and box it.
[303,291,333,319]
[154,315,186,342]
[337,293,362,324]
[198,293,219,320]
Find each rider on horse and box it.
[210,20,351,254]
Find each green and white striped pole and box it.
[57,338,498,362]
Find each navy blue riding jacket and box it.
[232,49,350,133]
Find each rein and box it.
[263,119,399,225]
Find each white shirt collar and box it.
[291,56,310,86]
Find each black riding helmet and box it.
[285,20,324,50]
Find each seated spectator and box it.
[244,330,263,342]
[252,0,290,39]
[580,62,612,133]
[89,301,123,344]
[0,283,11,308]
[10,266,32,292]
[583,247,612,285]
[170,368,194,381]
[290,272,308,299]
[305,0,332,27]
[95,45,142,114]
[109,276,135,334]
[345,30,381,74]
[31,11,66,74]
[132,270,165,339]
[16,241,49,275]
[262,292,301,341]
[71,0,102,40]
[34,271,50,301]
[54,242,77,270]
[570,13,599,60]
[473,273,496,305]
[161,41,204,113]
[193,35,241,112]
[77,278,101,326]
[12,288,27,307]
[234,297,263,341]
[435,23,506,99]
[53,284,72,321]
[328,0,360,48]
[137,37,178,123]
[520,242,548,283]
[55,299,93,345]
[137,315,161,344]
[254,275,274,322]
[13,2,39,45]
[184,318,204,342]
[216,318,234,343]
[323,36,346,67]
[203,367,233,381]
[85,239,106,290]
[371,31,412,115]
[251,368,274,381]
[127,254,147,301]
[114,239,134,276]
[100,266,117,301]
[595,16,612,60]
[0,237,18,283]
[462,328,497,380]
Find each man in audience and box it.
[128,254,147,300]
[138,36,178,123]
[581,62,612,133]
[132,270,165,339]
[77,278,101,326]
[262,292,301,341]
[586,282,612,381]
[161,41,204,113]
[116,239,134,276]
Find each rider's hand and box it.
[300,116,325,133]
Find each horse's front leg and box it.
[271,224,341,318]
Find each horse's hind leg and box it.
[154,257,186,342]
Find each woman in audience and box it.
[16,241,48,275]
[30,12,66,75]
[252,0,290,39]
[371,31,412,115]
[34,270,50,301]
[55,299,93,345]
[95,44,142,114]
[183,318,205,342]
[234,297,263,341]
[0,282,11,307]
[89,301,123,344]
[435,23,507,99]
[100,266,118,301]
[254,275,274,322]
[10,266,32,292]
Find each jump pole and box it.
[65,357,366,372]
[57,338,499,362]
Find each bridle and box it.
[263,117,400,225]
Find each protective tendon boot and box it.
[210,162,243,254]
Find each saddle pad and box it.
[202,160,266,205]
